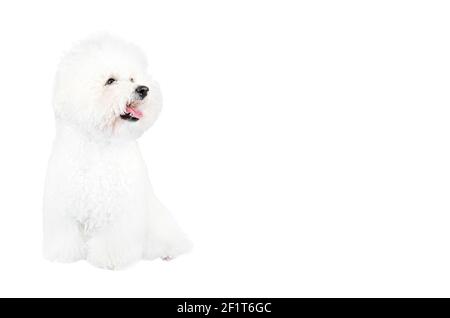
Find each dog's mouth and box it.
[120,101,143,122]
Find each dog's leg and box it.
[144,194,193,261]
[43,212,86,263]
[86,215,145,270]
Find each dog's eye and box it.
[105,78,116,85]
[130,78,134,83]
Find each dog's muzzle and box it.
[120,100,144,122]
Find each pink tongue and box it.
[126,106,143,119]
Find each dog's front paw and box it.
[86,237,142,270]
[43,234,86,263]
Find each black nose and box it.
[135,85,149,99]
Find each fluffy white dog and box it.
[43,35,192,269]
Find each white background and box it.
[0,0,449,297]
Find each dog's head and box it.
[53,34,162,140]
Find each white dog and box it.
[43,35,192,269]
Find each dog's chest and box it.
[60,143,147,232]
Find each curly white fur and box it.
[43,34,192,270]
